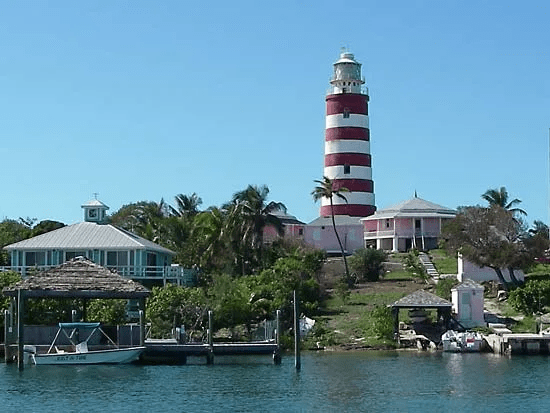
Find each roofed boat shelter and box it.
[2,257,150,369]
[390,289,453,343]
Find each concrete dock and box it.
[484,333,550,355]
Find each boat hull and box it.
[32,347,145,365]
[441,331,483,352]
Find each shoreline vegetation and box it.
[301,251,548,353]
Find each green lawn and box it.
[429,249,458,275]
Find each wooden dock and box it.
[142,340,280,364]
[2,341,281,365]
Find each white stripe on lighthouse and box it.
[325,140,370,155]
[323,165,372,180]
[321,192,375,207]
[325,114,369,129]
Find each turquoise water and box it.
[2,351,550,412]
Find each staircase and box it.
[418,253,439,278]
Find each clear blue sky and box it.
[1,1,548,227]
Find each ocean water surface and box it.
[2,351,550,412]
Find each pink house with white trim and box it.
[361,196,456,252]
[263,210,306,244]
[304,215,364,255]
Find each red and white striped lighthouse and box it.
[321,50,376,217]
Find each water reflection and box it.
[3,352,550,412]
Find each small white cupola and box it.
[82,198,109,223]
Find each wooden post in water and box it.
[4,310,11,363]
[139,298,146,346]
[294,290,301,370]
[273,309,282,365]
[17,289,24,370]
[139,310,145,347]
[206,310,214,364]
[392,307,400,346]
[207,310,214,364]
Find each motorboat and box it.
[441,330,484,352]
[30,322,145,365]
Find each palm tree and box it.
[169,193,203,218]
[311,176,351,283]
[225,185,286,275]
[193,207,229,272]
[230,185,286,249]
[481,187,527,216]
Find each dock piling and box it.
[294,290,300,370]
[207,310,214,364]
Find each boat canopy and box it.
[58,322,101,329]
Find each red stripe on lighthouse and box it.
[325,127,369,141]
[332,179,374,192]
[320,204,376,217]
[326,94,368,115]
[324,153,371,167]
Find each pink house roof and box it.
[361,197,456,221]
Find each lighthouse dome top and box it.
[334,52,359,65]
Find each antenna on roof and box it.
[93,192,99,200]
[414,190,418,198]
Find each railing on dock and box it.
[142,310,282,365]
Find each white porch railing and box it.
[0,265,198,286]
[363,230,441,239]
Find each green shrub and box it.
[508,280,550,315]
[349,248,388,282]
[370,306,394,340]
[403,249,428,281]
[435,277,459,301]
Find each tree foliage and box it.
[403,249,428,282]
[147,284,208,339]
[441,205,532,290]
[481,186,526,216]
[0,219,32,265]
[31,220,66,237]
[349,248,387,282]
[508,280,550,315]
[87,299,128,325]
[435,277,459,301]
[0,270,21,327]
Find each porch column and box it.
[411,218,416,249]
[391,307,400,344]
[392,236,398,252]
[421,218,425,250]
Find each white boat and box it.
[30,322,145,365]
[441,330,484,352]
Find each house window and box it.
[298,228,304,236]
[25,251,46,266]
[344,164,351,174]
[343,109,350,118]
[107,251,128,266]
[385,219,390,229]
[65,251,87,261]
[415,219,421,230]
